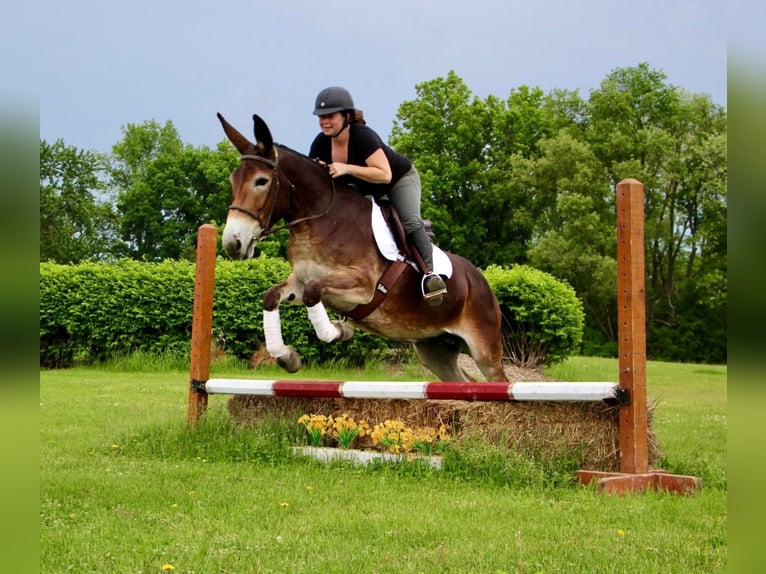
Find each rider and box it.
[309,86,447,305]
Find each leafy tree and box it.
[585,63,727,362]
[391,73,567,268]
[110,119,184,190]
[116,142,237,260]
[390,71,489,260]
[40,139,119,263]
[392,65,725,362]
[110,120,237,260]
[526,133,617,350]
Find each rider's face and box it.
[318,112,345,136]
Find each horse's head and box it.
[218,113,289,259]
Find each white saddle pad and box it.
[368,196,453,278]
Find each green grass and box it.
[40,356,727,573]
[547,356,727,487]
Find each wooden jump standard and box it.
[187,179,701,495]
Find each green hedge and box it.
[39,258,395,368]
[40,259,583,369]
[484,265,584,366]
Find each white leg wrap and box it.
[263,309,289,358]
[307,302,340,343]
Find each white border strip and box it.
[205,378,277,395]
[340,381,428,399]
[510,382,617,401]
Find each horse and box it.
[217,113,508,383]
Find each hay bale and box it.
[226,394,659,472]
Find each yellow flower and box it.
[280,502,289,508]
[305,485,314,492]
[617,529,625,537]
[162,565,175,571]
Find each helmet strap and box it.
[330,113,350,138]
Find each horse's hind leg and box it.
[414,338,474,382]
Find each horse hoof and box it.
[331,320,355,342]
[277,346,301,373]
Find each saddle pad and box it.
[368,196,453,278]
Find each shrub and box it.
[40,260,196,367]
[40,257,394,368]
[40,259,582,369]
[482,265,584,367]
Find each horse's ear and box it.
[252,114,274,156]
[217,113,253,155]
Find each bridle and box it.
[229,152,335,239]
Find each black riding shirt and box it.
[309,122,412,198]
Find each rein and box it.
[230,153,335,238]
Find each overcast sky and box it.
[32,0,728,154]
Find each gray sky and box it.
[33,0,728,154]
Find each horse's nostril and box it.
[235,239,242,252]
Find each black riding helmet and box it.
[313,86,355,116]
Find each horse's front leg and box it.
[262,275,304,373]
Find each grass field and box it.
[40,356,726,573]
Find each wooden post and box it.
[616,178,649,474]
[574,179,701,494]
[187,224,217,428]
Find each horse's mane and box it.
[275,143,327,173]
[274,143,361,199]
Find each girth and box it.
[343,259,410,322]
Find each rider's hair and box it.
[345,109,366,125]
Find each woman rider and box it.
[309,86,447,306]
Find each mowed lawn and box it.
[40,357,726,573]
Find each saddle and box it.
[343,200,435,322]
[375,199,434,274]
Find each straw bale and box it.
[226,379,659,473]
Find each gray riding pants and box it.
[388,167,434,272]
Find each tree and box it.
[525,133,617,351]
[391,71,489,260]
[390,73,569,268]
[116,142,237,260]
[391,65,726,362]
[110,120,237,260]
[585,63,727,362]
[40,139,119,263]
[110,119,183,191]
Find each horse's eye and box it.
[254,177,269,188]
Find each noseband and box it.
[230,152,335,238]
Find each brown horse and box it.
[218,113,508,382]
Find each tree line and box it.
[39,63,727,364]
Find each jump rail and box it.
[187,179,700,494]
[205,378,620,402]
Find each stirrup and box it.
[421,273,447,306]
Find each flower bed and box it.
[297,412,451,455]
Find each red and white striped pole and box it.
[205,379,618,402]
